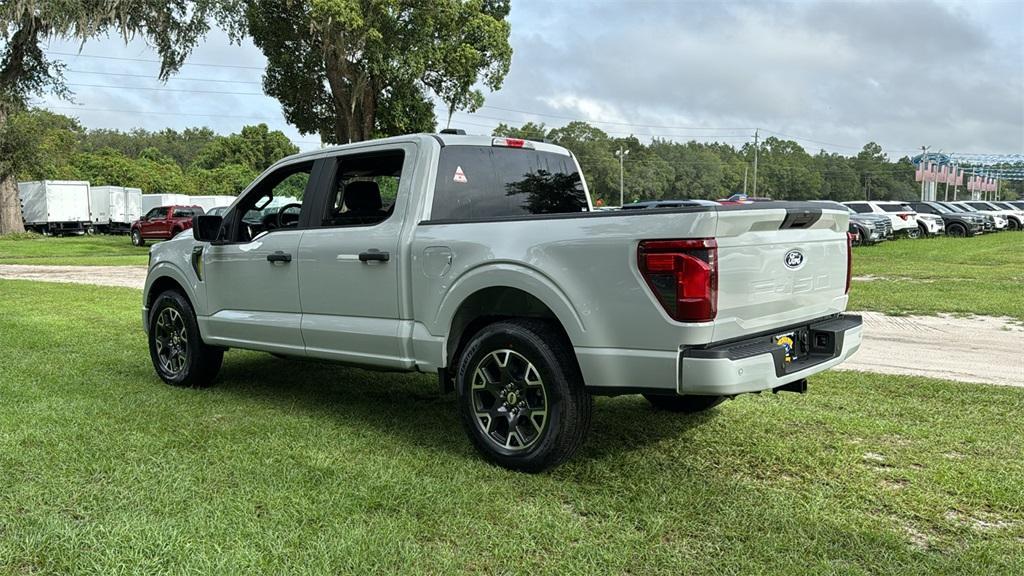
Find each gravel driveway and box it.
[2,264,1022,387]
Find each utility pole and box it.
[864,174,871,201]
[742,165,748,194]
[615,146,629,207]
[752,129,760,197]
[919,145,930,201]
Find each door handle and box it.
[267,251,292,263]
[358,249,390,263]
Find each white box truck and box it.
[95,186,144,233]
[140,193,191,214]
[188,195,235,212]
[87,185,111,232]
[18,180,92,235]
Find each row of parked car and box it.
[840,200,1024,245]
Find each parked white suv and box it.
[964,201,1022,231]
[948,202,1008,230]
[142,133,862,471]
[843,201,921,238]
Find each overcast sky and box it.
[36,0,1024,158]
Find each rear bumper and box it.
[680,315,862,395]
[577,314,862,396]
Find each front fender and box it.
[144,241,205,317]
[433,262,587,345]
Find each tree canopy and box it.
[223,0,513,143]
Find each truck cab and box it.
[131,205,204,246]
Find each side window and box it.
[145,207,166,220]
[847,203,870,214]
[916,204,934,214]
[320,150,405,227]
[173,208,194,218]
[430,146,587,221]
[227,160,314,242]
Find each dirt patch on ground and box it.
[839,311,1024,388]
[0,264,147,289]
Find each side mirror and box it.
[193,215,224,243]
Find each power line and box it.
[66,82,268,97]
[45,105,281,121]
[47,50,265,70]
[67,69,263,85]
[478,104,754,131]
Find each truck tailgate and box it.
[712,206,850,342]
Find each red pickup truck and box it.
[131,205,204,246]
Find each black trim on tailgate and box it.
[685,314,862,378]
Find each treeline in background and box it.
[7,108,1021,203]
[493,122,1024,206]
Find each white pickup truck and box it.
[142,133,862,471]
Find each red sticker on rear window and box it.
[453,166,468,183]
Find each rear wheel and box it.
[643,394,725,413]
[455,319,592,473]
[131,229,145,246]
[906,227,920,239]
[947,222,967,237]
[148,289,223,388]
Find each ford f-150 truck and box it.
[142,133,862,472]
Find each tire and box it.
[148,289,223,388]
[917,223,929,238]
[852,226,866,247]
[131,229,145,246]
[1008,218,1021,231]
[455,319,592,473]
[947,222,967,237]
[906,227,920,239]
[643,394,726,413]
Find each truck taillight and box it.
[845,232,853,294]
[898,213,911,220]
[638,239,717,323]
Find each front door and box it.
[201,160,318,355]
[297,146,414,368]
[140,207,169,238]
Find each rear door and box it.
[296,145,416,368]
[712,205,850,342]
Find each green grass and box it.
[0,234,149,266]
[850,232,1024,319]
[1,280,1022,574]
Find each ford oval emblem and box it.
[784,249,804,269]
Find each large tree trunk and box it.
[0,108,26,235]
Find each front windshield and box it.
[928,203,951,214]
[957,204,978,212]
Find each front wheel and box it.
[1008,219,1021,231]
[456,320,592,473]
[906,227,920,239]
[947,222,967,237]
[148,290,223,387]
[131,229,145,246]
[643,394,725,413]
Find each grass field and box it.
[0,233,149,266]
[849,232,1024,320]
[1,279,1022,574]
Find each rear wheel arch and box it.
[446,286,576,368]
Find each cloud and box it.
[33,1,1024,157]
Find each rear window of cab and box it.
[430,146,588,221]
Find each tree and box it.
[493,122,548,141]
[192,124,299,173]
[226,0,513,144]
[0,0,219,234]
[0,108,82,182]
